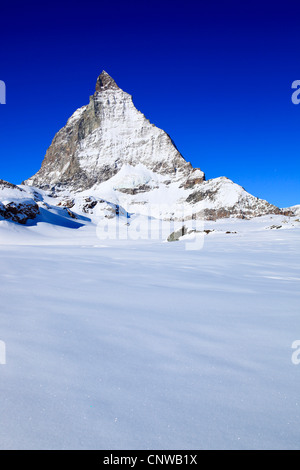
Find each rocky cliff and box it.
[25,71,203,193]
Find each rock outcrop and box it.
[283,205,300,217]
[0,180,39,224]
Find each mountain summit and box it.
[95,70,120,91]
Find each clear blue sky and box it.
[0,0,299,207]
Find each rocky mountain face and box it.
[20,71,294,223]
[25,71,202,193]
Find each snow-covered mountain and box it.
[22,71,294,223]
[25,71,202,193]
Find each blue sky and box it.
[0,0,299,207]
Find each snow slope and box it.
[0,218,299,450]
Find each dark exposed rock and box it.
[117,184,153,195]
[180,168,205,189]
[95,71,120,92]
[82,198,98,213]
[0,179,23,191]
[167,226,189,242]
[280,209,296,217]
[0,200,39,224]
[64,208,77,219]
[186,189,218,204]
[57,199,75,208]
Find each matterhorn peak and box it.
[25,71,196,192]
[95,70,120,92]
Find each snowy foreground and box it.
[0,216,299,450]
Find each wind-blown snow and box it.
[0,216,299,450]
